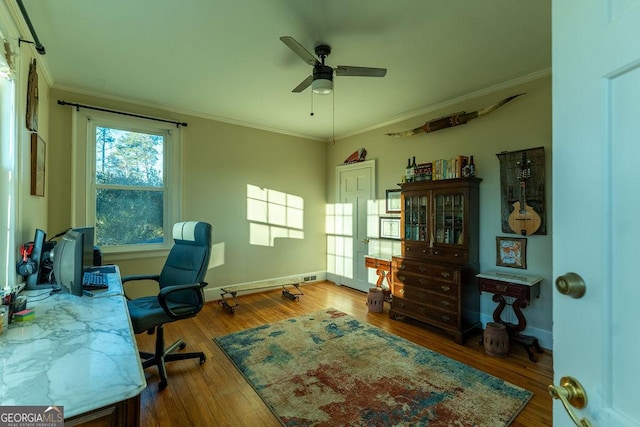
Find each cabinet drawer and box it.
[392,298,459,328]
[403,242,468,265]
[393,272,459,297]
[393,283,457,312]
[478,278,528,298]
[365,257,391,270]
[393,259,460,284]
[403,241,430,257]
[430,246,468,264]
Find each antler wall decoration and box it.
[386,93,523,137]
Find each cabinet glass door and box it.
[434,192,465,244]
[404,195,429,241]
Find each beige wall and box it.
[18,51,50,244]
[47,89,328,295]
[327,75,553,338]
[44,77,551,341]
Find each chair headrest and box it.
[173,221,211,246]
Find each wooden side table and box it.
[476,271,544,362]
[364,254,392,301]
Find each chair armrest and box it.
[158,282,208,319]
[122,274,161,300]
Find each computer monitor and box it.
[72,227,95,269]
[25,229,46,290]
[51,229,83,296]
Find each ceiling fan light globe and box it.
[312,78,333,95]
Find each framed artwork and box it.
[30,133,45,196]
[380,217,401,239]
[496,236,527,269]
[26,59,38,132]
[385,189,401,213]
[496,147,546,235]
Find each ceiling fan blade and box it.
[280,36,319,66]
[336,66,387,77]
[292,75,313,93]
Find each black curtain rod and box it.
[57,100,188,128]
[16,0,45,55]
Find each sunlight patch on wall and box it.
[247,184,304,247]
[326,203,354,279]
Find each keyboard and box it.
[82,271,109,290]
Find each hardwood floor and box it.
[135,281,553,426]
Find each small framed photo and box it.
[380,217,401,239]
[30,133,46,197]
[386,189,401,213]
[496,236,527,269]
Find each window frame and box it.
[73,109,182,257]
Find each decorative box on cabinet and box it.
[390,178,481,344]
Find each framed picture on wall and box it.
[30,133,45,197]
[496,236,527,269]
[380,217,401,239]
[386,189,401,213]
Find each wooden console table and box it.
[476,271,544,362]
[364,254,392,301]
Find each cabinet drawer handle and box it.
[418,278,425,285]
[421,249,427,254]
[496,284,508,292]
[418,266,426,273]
[441,315,450,322]
[441,272,451,279]
[441,285,451,292]
[406,247,412,251]
[441,300,451,307]
[399,264,406,270]
[398,275,406,281]
[434,250,439,255]
[454,253,459,257]
[399,289,405,296]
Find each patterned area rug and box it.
[214,308,532,426]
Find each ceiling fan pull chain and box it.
[332,90,336,145]
[310,90,314,116]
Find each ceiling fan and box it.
[280,36,387,95]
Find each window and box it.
[0,61,16,286]
[74,111,181,254]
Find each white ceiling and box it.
[16,0,550,140]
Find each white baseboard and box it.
[203,271,327,302]
[479,313,552,351]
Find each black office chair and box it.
[123,221,211,390]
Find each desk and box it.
[0,266,146,425]
[476,270,544,362]
[364,254,392,301]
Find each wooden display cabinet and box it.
[390,178,481,343]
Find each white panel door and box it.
[553,1,640,425]
[336,160,375,292]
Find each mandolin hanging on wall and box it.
[508,153,541,236]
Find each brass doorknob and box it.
[555,272,586,299]
[549,376,592,427]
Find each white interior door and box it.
[553,2,640,426]
[336,160,375,292]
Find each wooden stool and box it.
[367,287,384,313]
[484,322,510,357]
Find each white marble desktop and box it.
[476,270,543,286]
[0,284,146,418]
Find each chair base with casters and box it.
[127,281,209,390]
[139,323,206,391]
